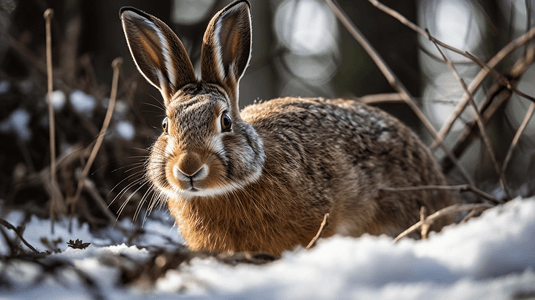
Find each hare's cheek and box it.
[199,158,228,189]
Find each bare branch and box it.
[393,203,494,243]
[325,0,474,185]
[464,51,535,104]
[380,185,503,204]
[441,45,535,173]
[0,219,40,253]
[358,93,405,104]
[502,102,535,174]
[428,30,511,199]
[364,1,535,150]
[525,0,532,57]
[367,0,474,59]
[432,27,535,150]
[417,43,475,65]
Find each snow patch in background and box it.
[114,121,135,141]
[70,90,96,117]
[0,80,10,93]
[0,108,32,141]
[1,198,534,299]
[46,90,66,111]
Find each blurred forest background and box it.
[0,0,534,229]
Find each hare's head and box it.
[120,0,264,199]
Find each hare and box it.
[120,0,453,256]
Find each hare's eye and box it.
[220,112,232,133]
[162,117,169,133]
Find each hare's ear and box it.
[201,0,251,105]
[120,7,196,105]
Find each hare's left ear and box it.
[201,0,252,106]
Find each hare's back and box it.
[242,97,413,155]
[241,97,452,236]
[241,97,446,188]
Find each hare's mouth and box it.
[186,181,200,193]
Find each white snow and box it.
[1,197,535,299]
[70,90,96,117]
[0,108,32,141]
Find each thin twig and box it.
[379,184,503,204]
[359,93,405,104]
[419,206,429,239]
[364,0,535,150]
[502,102,535,174]
[0,219,40,253]
[325,0,430,132]
[44,8,59,234]
[367,0,473,59]
[431,27,535,150]
[464,51,535,104]
[325,0,474,185]
[417,43,475,65]
[306,213,330,249]
[459,206,486,224]
[359,94,459,105]
[525,0,532,57]
[393,203,494,242]
[428,30,511,199]
[83,178,119,224]
[441,45,535,173]
[68,58,123,229]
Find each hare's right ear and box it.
[201,0,252,106]
[120,7,196,105]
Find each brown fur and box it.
[167,97,453,256]
[120,1,454,257]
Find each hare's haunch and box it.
[120,0,453,256]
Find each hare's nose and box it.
[173,153,207,181]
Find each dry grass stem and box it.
[326,0,474,185]
[393,203,494,242]
[419,206,429,239]
[44,8,60,233]
[68,58,123,227]
[359,93,405,104]
[429,31,511,199]
[380,184,502,204]
[306,213,330,250]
